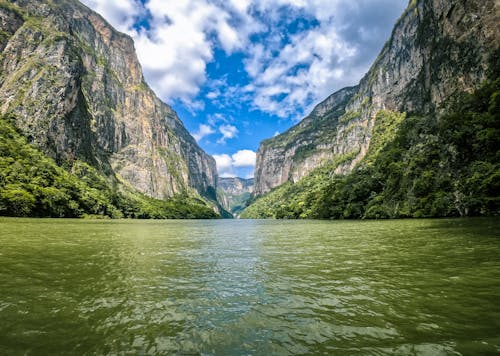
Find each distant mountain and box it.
[244,0,499,219]
[0,0,221,218]
[217,178,254,217]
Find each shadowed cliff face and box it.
[217,177,254,216]
[254,0,499,196]
[0,0,217,200]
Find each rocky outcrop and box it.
[254,0,499,196]
[217,177,254,216]
[0,0,217,200]
[218,177,254,195]
[254,86,357,195]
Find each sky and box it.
[81,0,408,178]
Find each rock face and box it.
[254,86,357,195]
[218,177,254,195]
[0,0,217,200]
[217,177,254,216]
[254,0,499,196]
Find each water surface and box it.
[1,218,499,355]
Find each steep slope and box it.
[0,115,218,218]
[0,0,220,217]
[243,78,500,219]
[254,86,357,195]
[246,0,500,218]
[217,177,254,217]
[254,0,499,196]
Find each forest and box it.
[0,115,218,219]
[242,73,500,219]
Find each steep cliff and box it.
[0,0,217,205]
[254,86,357,195]
[254,0,499,196]
[245,0,499,218]
[217,177,254,217]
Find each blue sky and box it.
[81,0,407,178]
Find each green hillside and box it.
[0,115,218,219]
[242,75,500,219]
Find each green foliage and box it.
[293,144,316,162]
[364,110,406,164]
[338,110,361,125]
[0,116,218,219]
[241,151,359,219]
[217,189,251,217]
[0,185,35,216]
[0,29,9,43]
[243,77,500,219]
[0,1,23,16]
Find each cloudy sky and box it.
[81,0,407,178]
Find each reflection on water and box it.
[0,218,499,354]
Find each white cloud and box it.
[240,0,406,118]
[217,124,238,144]
[232,150,256,167]
[131,1,216,106]
[83,0,406,119]
[82,0,260,107]
[216,19,241,53]
[207,113,227,126]
[213,150,257,177]
[229,0,252,14]
[192,116,239,144]
[80,0,142,32]
[192,124,215,142]
[243,17,359,118]
[213,154,234,177]
[238,0,406,118]
[206,92,218,100]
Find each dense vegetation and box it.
[217,189,252,217]
[242,76,500,219]
[0,116,218,219]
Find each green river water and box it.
[0,217,499,355]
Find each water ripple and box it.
[0,218,499,354]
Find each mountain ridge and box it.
[245,0,499,219]
[253,0,499,197]
[217,177,254,217]
[0,0,221,218]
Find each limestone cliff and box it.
[217,177,254,217]
[0,0,217,201]
[254,0,499,196]
[254,86,357,195]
